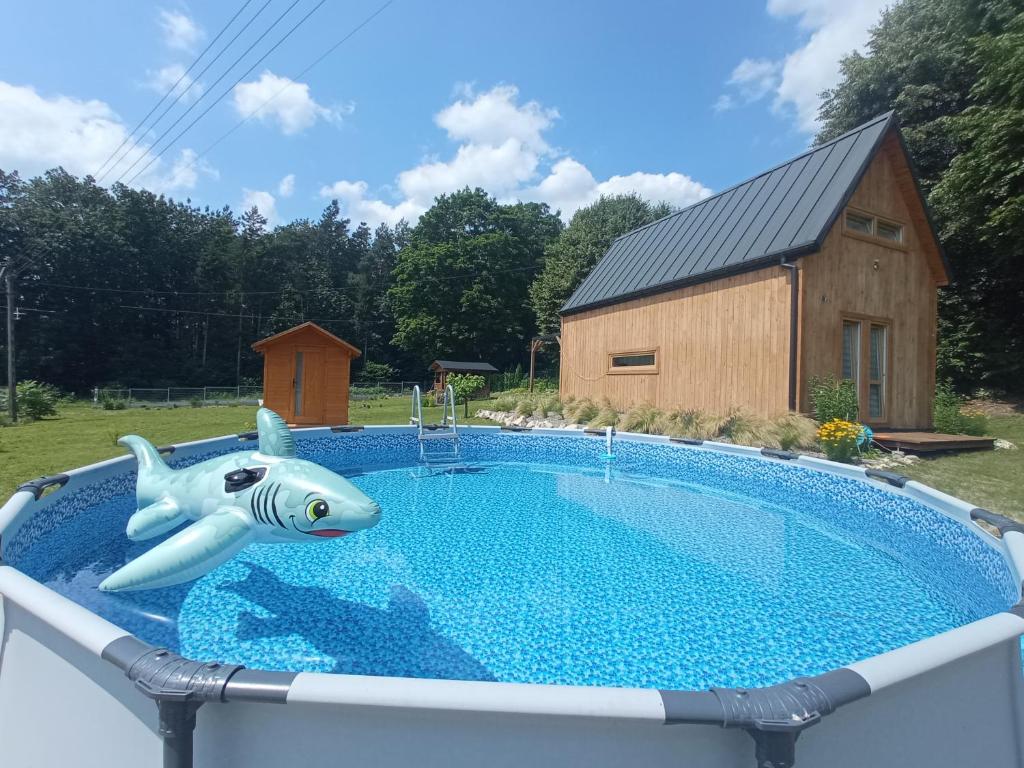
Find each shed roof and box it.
[561,112,938,315]
[251,321,361,356]
[430,360,499,373]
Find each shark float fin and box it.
[100,508,253,592]
[118,434,170,473]
[256,407,296,458]
[126,498,184,541]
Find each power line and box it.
[117,0,323,186]
[31,263,539,298]
[93,0,259,181]
[182,0,395,175]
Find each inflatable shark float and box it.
[99,408,381,592]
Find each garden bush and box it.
[1,381,60,420]
[809,375,859,423]
[933,382,989,436]
[817,419,862,462]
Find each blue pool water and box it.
[7,432,1017,690]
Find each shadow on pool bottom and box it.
[218,563,496,681]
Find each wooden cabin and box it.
[252,322,361,426]
[559,112,948,430]
[429,360,498,399]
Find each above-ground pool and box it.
[2,426,1023,768]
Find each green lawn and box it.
[3,400,1022,523]
[0,398,496,500]
[899,414,1024,522]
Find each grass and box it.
[898,414,1024,522]
[0,398,497,500]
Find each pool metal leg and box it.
[158,700,201,768]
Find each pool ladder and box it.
[410,384,462,466]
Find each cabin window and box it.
[868,324,888,420]
[844,209,904,246]
[841,320,861,386]
[840,317,891,423]
[608,350,658,374]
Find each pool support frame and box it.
[2,426,1024,768]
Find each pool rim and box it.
[2,424,1023,764]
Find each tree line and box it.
[0,169,665,393]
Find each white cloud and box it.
[232,71,347,135]
[436,84,557,153]
[718,0,890,132]
[0,80,212,193]
[729,58,782,102]
[144,64,203,102]
[318,84,710,228]
[241,188,278,226]
[277,173,295,197]
[159,9,202,52]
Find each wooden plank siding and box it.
[798,132,940,429]
[559,267,793,414]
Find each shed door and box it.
[293,348,325,424]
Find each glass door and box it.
[840,317,890,425]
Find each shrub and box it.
[587,400,619,428]
[770,412,820,451]
[660,409,725,440]
[817,419,862,463]
[101,396,128,410]
[359,361,395,382]
[933,382,989,436]
[491,395,518,412]
[619,404,664,434]
[809,375,859,423]
[2,380,60,420]
[189,397,204,408]
[565,398,599,424]
[495,365,527,391]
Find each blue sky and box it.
[1,0,890,227]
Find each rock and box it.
[995,438,1018,450]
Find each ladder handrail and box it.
[442,384,458,433]
[410,385,423,434]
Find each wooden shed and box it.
[252,322,361,426]
[559,112,949,430]
[429,360,498,399]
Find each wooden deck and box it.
[872,431,995,453]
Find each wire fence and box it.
[93,382,421,407]
[93,386,264,406]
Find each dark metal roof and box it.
[430,360,499,372]
[561,112,896,315]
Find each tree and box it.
[816,0,1024,391]
[389,188,561,371]
[447,373,486,417]
[529,194,672,333]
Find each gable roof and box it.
[430,360,498,373]
[251,321,361,356]
[562,112,939,315]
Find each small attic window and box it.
[845,211,873,235]
[845,209,905,247]
[876,219,903,243]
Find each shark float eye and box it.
[305,499,330,523]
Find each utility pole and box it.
[4,267,16,422]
